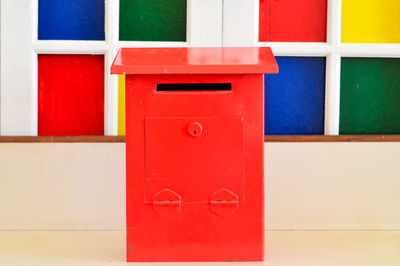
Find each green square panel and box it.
[119,0,186,41]
[340,58,400,134]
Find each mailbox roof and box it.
[111,47,278,75]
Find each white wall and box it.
[266,143,400,230]
[0,143,399,230]
[0,143,125,230]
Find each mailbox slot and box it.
[156,83,231,92]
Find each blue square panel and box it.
[266,57,326,135]
[39,0,105,40]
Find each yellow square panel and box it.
[118,75,126,136]
[342,0,400,43]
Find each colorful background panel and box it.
[117,58,327,136]
[119,0,186,41]
[39,0,105,40]
[259,0,327,42]
[118,75,126,136]
[342,0,400,43]
[38,55,104,136]
[340,58,400,134]
[266,57,326,135]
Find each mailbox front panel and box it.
[145,116,245,202]
[126,74,264,262]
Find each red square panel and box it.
[38,54,104,135]
[259,0,327,42]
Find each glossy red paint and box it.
[259,0,327,42]
[38,55,104,136]
[111,48,278,262]
[111,47,278,75]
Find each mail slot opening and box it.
[157,83,232,92]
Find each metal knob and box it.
[188,122,203,137]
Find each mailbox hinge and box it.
[153,200,181,206]
[209,188,239,217]
[152,189,181,217]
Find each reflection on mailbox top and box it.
[111,47,278,75]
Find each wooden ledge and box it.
[0,136,126,143]
[265,135,400,142]
[0,135,400,143]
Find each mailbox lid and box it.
[111,47,278,75]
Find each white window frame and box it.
[223,0,400,135]
[3,0,400,136]
[0,0,224,136]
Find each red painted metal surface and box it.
[111,48,278,262]
[38,54,104,135]
[145,116,245,202]
[259,0,327,42]
[111,47,278,75]
[259,0,270,42]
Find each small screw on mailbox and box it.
[111,47,278,262]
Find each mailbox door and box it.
[145,116,245,203]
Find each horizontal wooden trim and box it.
[0,136,126,143]
[265,135,400,142]
[1,135,400,143]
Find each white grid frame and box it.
[223,0,400,135]
[258,0,400,135]
[2,0,400,136]
[1,0,224,136]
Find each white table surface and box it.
[0,231,399,265]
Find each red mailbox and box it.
[111,47,278,262]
